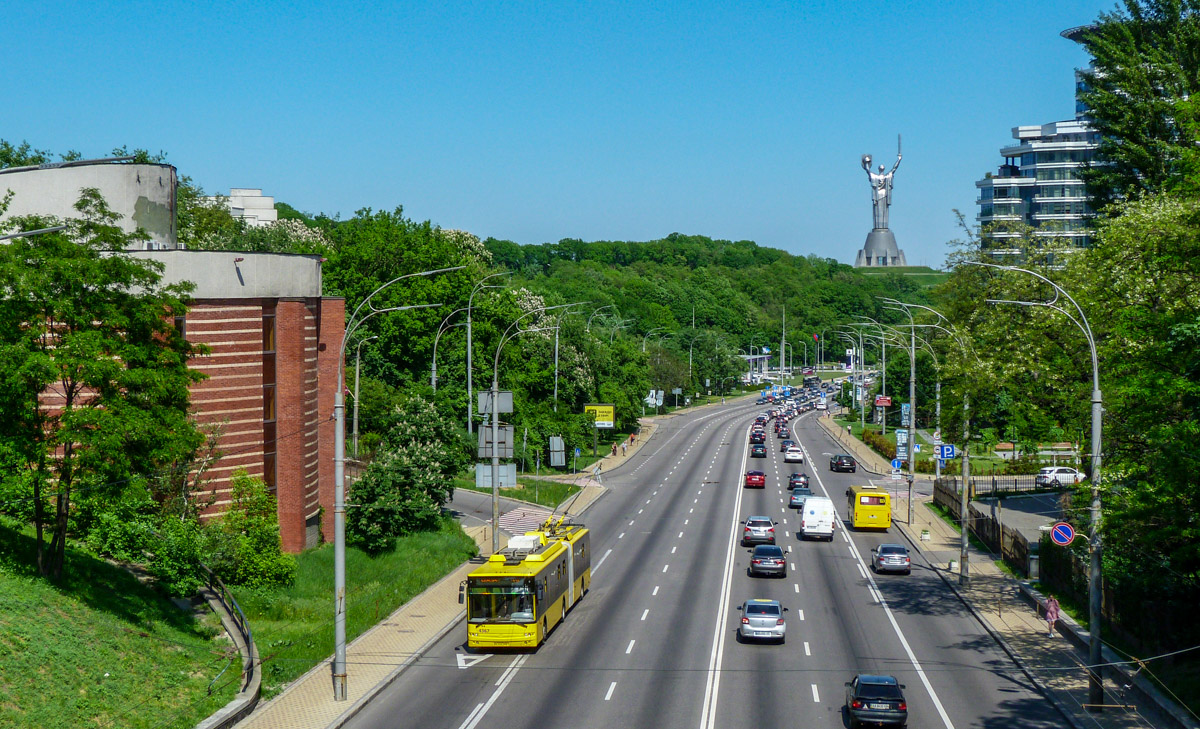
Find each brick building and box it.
[132,250,344,552]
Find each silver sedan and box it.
[737,599,788,643]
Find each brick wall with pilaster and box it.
[274,299,313,552]
[316,297,345,545]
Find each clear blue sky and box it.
[4,1,1109,268]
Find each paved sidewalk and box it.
[235,525,506,729]
[891,493,1171,729]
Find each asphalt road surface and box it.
[345,398,1063,729]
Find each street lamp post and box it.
[642,327,666,353]
[968,261,1105,708]
[586,304,615,332]
[490,304,573,553]
[332,265,463,701]
[432,307,470,393]
[466,272,511,437]
[352,335,378,458]
[882,299,920,525]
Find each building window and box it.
[263,385,276,422]
[263,315,276,353]
[174,316,186,339]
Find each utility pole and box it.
[466,273,510,436]
[961,390,970,585]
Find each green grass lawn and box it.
[454,476,581,510]
[0,518,238,729]
[235,517,477,698]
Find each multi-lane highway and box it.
[346,397,1063,729]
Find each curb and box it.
[890,508,1088,729]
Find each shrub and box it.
[208,470,296,589]
[147,517,208,597]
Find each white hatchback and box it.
[1036,466,1083,487]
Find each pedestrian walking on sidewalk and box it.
[1044,596,1061,637]
[621,442,627,456]
[611,442,618,457]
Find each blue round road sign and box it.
[1050,522,1075,546]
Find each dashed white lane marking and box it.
[799,610,805,620]
[694,499,699,504]
[678,531,684,538]
[690,508,694,513]
[653,585,659,596]
[786,544,792,551]
[804,641,811,656]
[629,520,635,526]
[790,563,796,571]
[684,520,689,525]
[626,640,636,654]
[811,684,820,702]
[638,509,643,514]
[793,583,799,593]
[641,609,649,621]
[671,546,677,554]
[605,682,617,701]
[619,533,625,539]
[646,499,652,504]
[662,564,669,573]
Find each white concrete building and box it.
[214,188,278,227]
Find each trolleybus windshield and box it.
[468,577,535,623]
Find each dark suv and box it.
[829,454,857,473]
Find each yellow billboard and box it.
[583,403,615,429]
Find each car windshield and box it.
[745,604,780,616]
[858,683,903,699]
[754,546,784,557]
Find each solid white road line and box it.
[458,654,527,729]
[699,418,754,729]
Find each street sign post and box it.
[913,444,922,453]
[936,444,957,459]
[1050,522,1076,547]
[891,468,903,481]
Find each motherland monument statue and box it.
[854,135,908,268]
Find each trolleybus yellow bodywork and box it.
[847,484,892,530]
[461,517,590,649]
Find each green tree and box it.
[1076,0,1200,207]
[347,394,465,553]
[0,190,204,579]
[207,470,296,588]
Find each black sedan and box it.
[845,674,908,727]
[829,454,857,473]
[787,472,809,489]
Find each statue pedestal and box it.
[855,228,907,268]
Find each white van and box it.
[799,496,837,540]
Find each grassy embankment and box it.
[453,476,581,510]
[0,518,237,729]
[234,516,477,698]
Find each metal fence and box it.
[934,474,1049,497]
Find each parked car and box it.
[748,544,787,577]
[870,544,912,575]
[741,516,776,545]
[830,454,857,473]
[787,472,809,489]
[845,674,908,727]
[1036,466,1083,487]
[783,446,804,463]
[751,443,767,458]
[789,487,813,509]
[744,470,766,488]
[737,599,787,643]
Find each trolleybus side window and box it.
[468,578,535,623]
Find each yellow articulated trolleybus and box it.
[847,484,892,530]
[459,517,590,649]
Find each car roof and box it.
[746,470,764,475]
[855,674,900,685]
[746,515,772,522]
[745,598,781,606]
[753,544,783,552]
[877,543,907,551]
